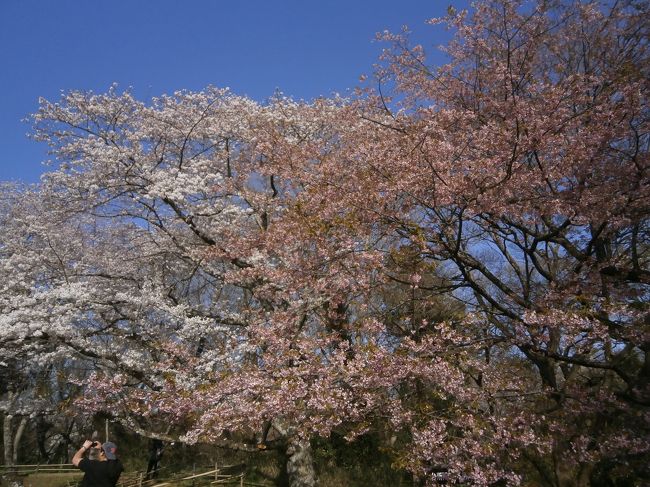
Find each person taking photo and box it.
[72,440,124,487]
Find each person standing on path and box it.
[72,440,124,487]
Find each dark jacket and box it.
[78,458,124,487]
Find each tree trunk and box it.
[12,417,27,465]
[3,413,13,466]
[36,416,51,462]
[3,414,27,466]
[286,437,316,487]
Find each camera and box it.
[91,441,100,448]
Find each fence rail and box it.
[0,463,271,487]
[0,463,78,475]
[116,464,265,487]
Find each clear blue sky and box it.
[0,0,466,183]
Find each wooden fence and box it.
[0,463,78,475]
[0,464,272,487]
[114,464,272,487]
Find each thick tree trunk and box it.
[554,456,596,487]
[285,437,316,487]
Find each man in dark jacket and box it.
[145,439,164,480]
[73,440,124,487]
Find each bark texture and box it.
[286,437,316,487]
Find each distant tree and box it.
[0,186,92,466]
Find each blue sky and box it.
[0,1,465,183]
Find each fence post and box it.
[214,461,218,480]
[240,473,243,487]
[138,472,143,487]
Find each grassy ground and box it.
[22,472,83,487]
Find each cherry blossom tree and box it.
[4,89,382,486]
[7,85,489,485]
[323,0,649,483]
